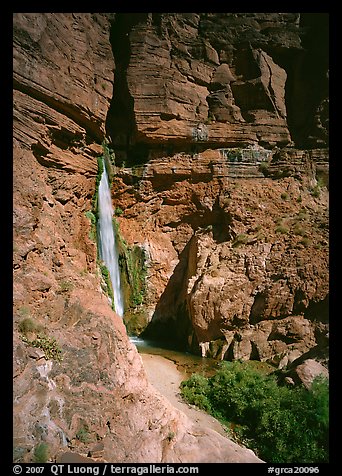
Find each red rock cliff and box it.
[13,12,328,463]
[105,13,328,165]
[13,12,265,464]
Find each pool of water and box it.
[129,336,222,379]
[129,335,275,380]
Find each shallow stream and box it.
[130,336,222,380]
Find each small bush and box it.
[166,431,175,442]
[115,207,123,216]
[300,237,311,247]
[180,374,212,412]
[281,192,289,200]
[59,280,74,293]
[33,443,49,463]
[232,234,249,248]
[296,211,308,221]
[19,317,38,335]
[293,224,306,236]
[18,306,30,317]
[310,185,321,198]
[21,333,63,362]
[76,425,90,443]
[275,225,289,234]
[259,161,270,175]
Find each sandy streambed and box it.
[140,351,228,438]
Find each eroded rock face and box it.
[13,12,328,463]
[14,288,262,463]
[116,152,328,367]
[13,12,264,463]
[106,12,328,163]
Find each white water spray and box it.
[98,158,124,317]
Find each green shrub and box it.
[59,280,74,293]
[232,234,249,248]
[275,225,289,234]
[281,192,289,200]
[85,210,97,242]
[18,306,30,317]
[300,237,311,247]
[76,425,90,443]
[259,161,270,175]
[166,431,176,441]
[180,361,329,463]
[296,210,308,221]
[180,373,212,412]
[115,207,123,216]
[33,442,49,463]
[310,185,321,198]
[293,224,306,236]
[21,333,63,362]
[19,317,38,335]
[115,228,147,310]
[99,261,115,310]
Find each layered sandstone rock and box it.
[106,12,328,163]
[13,12,328,464]
[13,12,264,464]
[115,151,328,367]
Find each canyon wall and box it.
[106,12,328,164]
[13,12,328,463]
[115,148,329,367]
[108,13,328,366]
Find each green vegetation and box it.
[113,218,148,332]
[166,431,176,442]
[232,233,250,248]
[180,361,329,463]
[293,224,306,236]
[98,260,115,311]
[296,210,308,221]
[300,237,311,247]
[259,161,270,176]
[281,192,289,200]
[19,315,62,362]
[18,317,42,335]
[59,280,74,293]
[310,185,321,198]
[117,229,147,308]
[115,207,124,216]
[18,306,31,317]
[310,176,326,199]
[85,210,97,242]
[33,442,49,463]
[76,425,90,443]
[21,333,63,362]
[275,225,289,234]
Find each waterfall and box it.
[97,158,124,317]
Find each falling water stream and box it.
[98,158,124,317]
